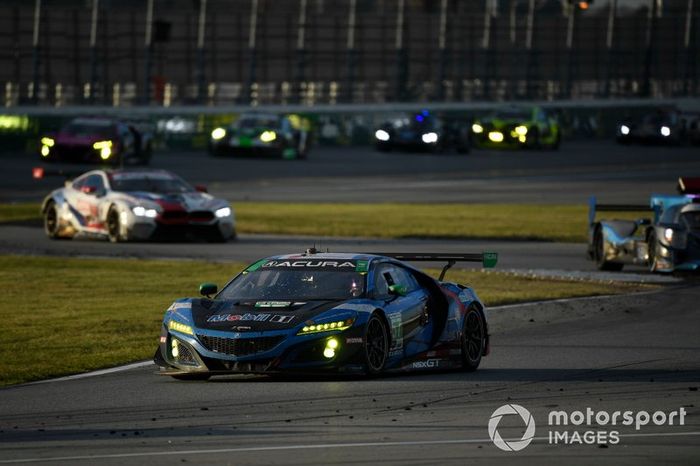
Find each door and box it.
[71,174,105,230]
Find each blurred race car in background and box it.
[155,250,498,380]
[587,177,700,273]
[470,105,560,150]
[39,168,235,242]
[39,117,154,165]
[616,109,685,145]
[373,111,470,153]
[209,113,310,159]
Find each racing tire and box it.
[461,306,485,372]
[593,227,624,271]
[647,231,658,272]
[44,201,62,239]
[171,373,211,381]
[107,206,124,243]
[363,313,389,376]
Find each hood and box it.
[53,133,108,146]
[119,191,222,212]
[191,298,350,332]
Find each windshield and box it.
[681,211,700,230]
[219,269,366,301]
[62,122,115,138]
[109,174,194,194]
[235,117,280,129]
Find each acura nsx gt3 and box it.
[155,250,498,380]
[470,106,560,150]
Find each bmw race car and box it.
[373,111,470,153]
[616,110,684,145]
[587,177,700,273]
[39,168,235,242]
[154,250,498,380]
[209,113,310,159]
[470,106,560,150]
[39,117,154,165]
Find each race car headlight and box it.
[132,206,158,218]
[93,140,113,160]
[260,130,277,143]
[41,137,55,147]
[168,320,194,336]
[660,126,671,137]
[298,318,355,335]
[421,132,438,144]
[41,145,50,157]
[211,127,227,140]
[620,125,630,135]
[664,228,674,242]
[471,123,483,134]
[215,207,231,218]
[375,129,390,141]
[323,338,339,359]
[488,131,504,143]
[514,125,528,136]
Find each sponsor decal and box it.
[168,302,192,310]
[262,260,356,269]
[345,337,363,344]
[387,312,403,353]
[206,313,294,324]
[255,301,291,308]
[411,359,440,369]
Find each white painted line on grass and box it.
[25,361,153,386]
[1,431,698,463]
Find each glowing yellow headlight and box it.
[168,320,194,335]
[488,131,504,143]
[297,319,354,335]
[471,123,483,134]
[514,125,528,136]
[41,145,50,157]
[41,137,55,147]
[260,130,277,143]
[211,127,226,140]
[92,140,113,160]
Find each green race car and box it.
[470,106,561,150]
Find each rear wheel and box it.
[594,227,624,271]
[461,306,485,371]
[44,201,61,239]
[107,207,123,243]
[364,314,389,375]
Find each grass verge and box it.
[1,202,647,242]
[0,255,650,386]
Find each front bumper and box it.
[157,324,367,375]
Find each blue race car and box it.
[154,250,498,380]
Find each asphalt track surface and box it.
[2,140,699,464]
[1,140,699,203]
[1,287,698,465]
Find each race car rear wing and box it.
[372,252,498,280]
[588,196,657,225]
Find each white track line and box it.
[1,431,699,464]
[25,361,153,386]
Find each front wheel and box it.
[647,231,658,272]
[461,306,485,371]
[364,314,389,376]
[594,227,624,271]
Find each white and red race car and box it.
[38,168,235,242]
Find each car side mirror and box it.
[199,283,217,297]
[388,284,407,297]
[195,185,208,193]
